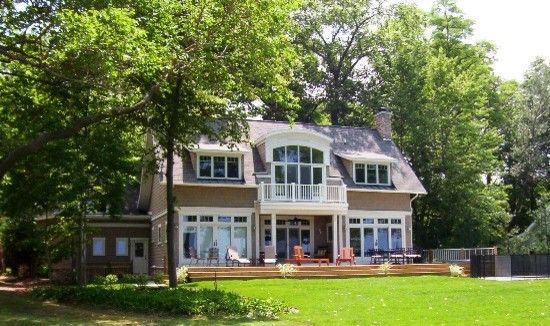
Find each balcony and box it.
[257,183,347,204]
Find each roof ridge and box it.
[246,118,377,131]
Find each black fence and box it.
[470,254,550,278]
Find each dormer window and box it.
[198,155,240,179]
[272,146,325,185]
[354,163,390,185]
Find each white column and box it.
[254,212,260,261]
[332,214,338,263]
[345,215,350,247]
[271,213,277,256]
[338,214,344,250]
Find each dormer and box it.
[335,152,397,186]
[187,143,249,181]
[255,128,332,185]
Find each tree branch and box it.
[0,85,159,180]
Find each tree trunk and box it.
[165,136,177,287]
[77,211,87,285]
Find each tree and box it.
[291,0,387,125]
[506,58,550,230]
[0,2,161,180]
[133,0,299,287]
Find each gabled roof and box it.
[162,119,426,194]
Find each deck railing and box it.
[258,183,347,203]
[427,247,498,262]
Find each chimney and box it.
[375,107,392,140]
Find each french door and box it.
[275,227,312,259]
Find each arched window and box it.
[272,146,324,184]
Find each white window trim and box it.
[92,237,105,257]
[347,214,406,259]
[353,162,391,186]
[197,154,242,180]
[115,237,129,256]
[178,210,252,265]
[157,225,162,245]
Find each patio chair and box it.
[390,248,405,264]
[188,247,205,265]
[336,247,356,266]
[368,249,384,264]
[314,246,328,258]
[285,246,330,266]
[206,247,220,266]
[263,245,277,265]
[404,248,422,264]
[225,245,251,267]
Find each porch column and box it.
[332,214,338,263]
[254,212,260,261]
[345,215,350,247]
[338,215,344,250]
[271,213,277,256]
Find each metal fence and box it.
[425,247,497,262]
[470,254,550,278]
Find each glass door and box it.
[288,228,300,258]
[234,227,247,257]
[350,228,361,257]
[364,228,375,256]
[377,228,389,251]
[199,226,213,258]
[391,228,402,249]
[217,226,231,254]
[301,229,311,255]
[276,228,287,259]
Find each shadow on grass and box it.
[0,290,285,326]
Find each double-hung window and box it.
[198,155,240,179]
[354,163,391,185]
[92,238,105,256]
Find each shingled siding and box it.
[405,214,413,248]
[174,185,256,207]
[150,174,167,217]
[347,192,411,211]
[151,214,167,272]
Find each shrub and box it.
[276,264,296,278]
[177,266,189,283]
[104,274,118,285]
[92,275,106,285]
[449,264,465,277]
[151,273,165,285]
[31,285,288,319]
[378,262,392,275]
[119,274,138,284]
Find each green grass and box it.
[1,276,549,325]
[194,276,550,325]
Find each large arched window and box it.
[272,145,324,184]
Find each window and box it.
[378,218,389,224]
[200,216,214,222]
[116,238,128,256]
[355,164,365,183]
[349,218,361,224]
[272,146,325,185]
[183,215,197,222]
[218,216,231,223]
[183,226,197,258]
[391,218,401,224]
[157,225,162,244]
[363,218,375,224]
[93,238,105,256]
[234,216,247,223]
[354,163,391,185]
[197,155,240,179]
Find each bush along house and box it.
[139,108,426,270]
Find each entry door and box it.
[217,226,231,255]
[131,238,149,274]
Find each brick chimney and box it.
[374,107,392,140]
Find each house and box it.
[139,109,426,268]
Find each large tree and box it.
[125,0,299,287]
[290,0,387,125]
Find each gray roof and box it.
[171,120,426,194]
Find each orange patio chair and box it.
[336,247,356,266]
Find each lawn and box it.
[0,276,548,325]
[195,276,550,325]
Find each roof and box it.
[166,120,426,194]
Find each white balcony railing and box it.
[258,183,347,203]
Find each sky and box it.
[409,0,550,81]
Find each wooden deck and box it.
[187,263,470,280]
